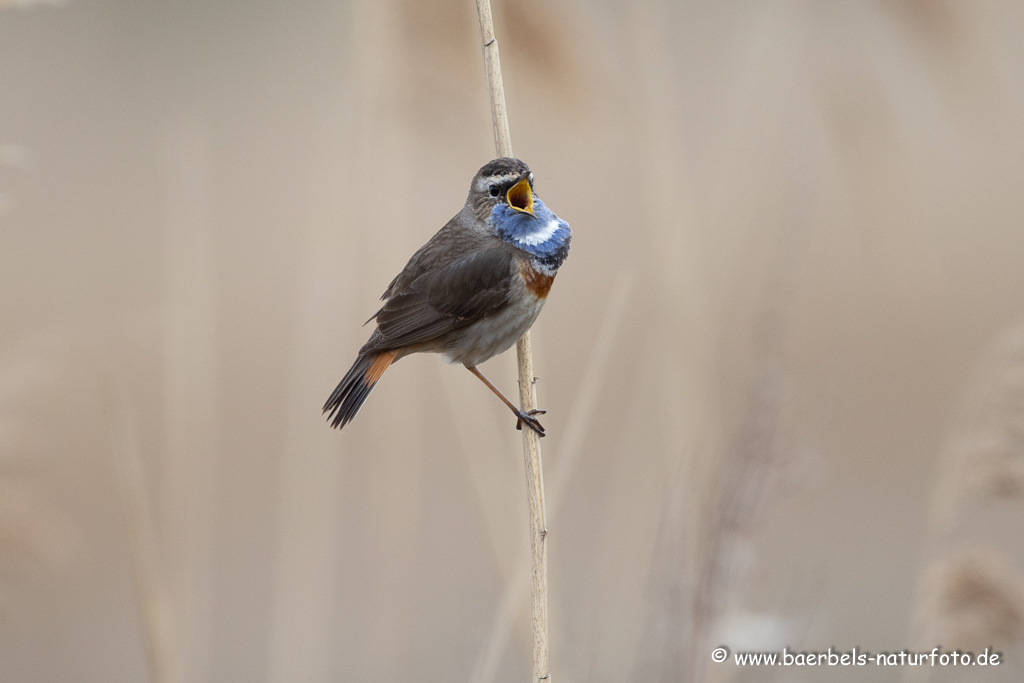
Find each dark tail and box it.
[323,350,396,429]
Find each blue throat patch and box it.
[491,198,572,269]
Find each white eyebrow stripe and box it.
[476,174,523,193]
[517,217,561,246]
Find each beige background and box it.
[1,1,1023,682]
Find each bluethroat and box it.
[323,158,571,436]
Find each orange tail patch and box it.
[364,350,396,385]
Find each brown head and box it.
[465,157,535,227]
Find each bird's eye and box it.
[488,184,500,197]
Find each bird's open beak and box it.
[506,175,535,216]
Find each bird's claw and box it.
[515,409,547,437]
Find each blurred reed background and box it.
[2,0,1024,682]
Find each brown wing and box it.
[380,214,484,300]
[360,246,516,354]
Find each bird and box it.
[323,157,571,437]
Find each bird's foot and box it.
[515,409,547,437]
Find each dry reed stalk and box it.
[906,551,1024,683]
[631,467,690,683]
[471,268,635,683]
[108,385,181,683]
[687,368,788,683]
[929,324,1024,534]
[922,552,1024,650]
[906,322,1024,683]
[160,121,220,683]
[475,2,550,680]
[266,125,352,683]
[683,175,810,683]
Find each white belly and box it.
[442,294,546,366]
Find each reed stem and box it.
[474,2,550,680]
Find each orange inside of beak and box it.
[506,177,535,216]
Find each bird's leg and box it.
[465,365,546,437]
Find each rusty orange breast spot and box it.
[520,262,556,298]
